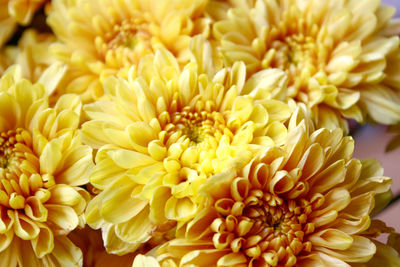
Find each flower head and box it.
[213,0,400,131]
[152,105,398,266]
[83,38,292,254]
[47,0,213,102]
[0,66,93,266]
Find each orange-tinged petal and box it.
[31,225,54,258]
[13,212,39,240]
[309,229,353,250]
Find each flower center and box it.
[264,34,320,91]
[106,18,152,50]
[211,189,317,266]
[98,15,154,67]
[166,107,226,146]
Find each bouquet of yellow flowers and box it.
[0,0,399,266]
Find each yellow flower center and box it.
[262,31,324,97]
[270,35,318,73]
[105,18,152,50]
[97,14,154,67]
[166,108,227,146]
[211,188,320,266]
[156,102,247,180]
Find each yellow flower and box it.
[83,38,291,255]
[47,0,213,103]
[151,105,399,266]
[0,66,93,266]
[213,0,400,132]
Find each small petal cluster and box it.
[47,0,213,103]
[0,29,66,95]
[0,0,48,47]
[146,106,399,266]
[83,39,292,255]
[213,0,400,131]
[0,66,93,266]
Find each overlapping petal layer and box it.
[0,65,93,266]
[213,0,400,132]
[83,39,293,254]
[47,0,215,103]
[144,105,400,266]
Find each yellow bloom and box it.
[213,0,400,132]
[151,105,399,266]
[0,65,93,266]
[83,38,291,255]
[47,0,213,103]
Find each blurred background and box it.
[356,0,400,235]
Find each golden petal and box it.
[102,224,140,255]
[45,204,79,232]
[106,149,156,169]
[132,255,160,267]
[24,196,48,222]
[0,230,14,252]
[126,122,158,154]
[85,196,104,230]
[31,225,54,258]
[317,236,375,263]
[115,206,153,244]
[13,211,40,240]
[180,249,229,266]
[149,186,171,225]
[99,176,148,224]
[55,144,93,186]
[217,252,247,266]
[50,236,83,267]
[186,207,218,240]
[309,229,353,250]
[39,141,63,174]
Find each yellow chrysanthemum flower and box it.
[47,0,215,103]
[0,66,93,266]
[213,0,400,132]
[147,105,400,266]
[83,38,292,255]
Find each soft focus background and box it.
[356,0,400,235]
